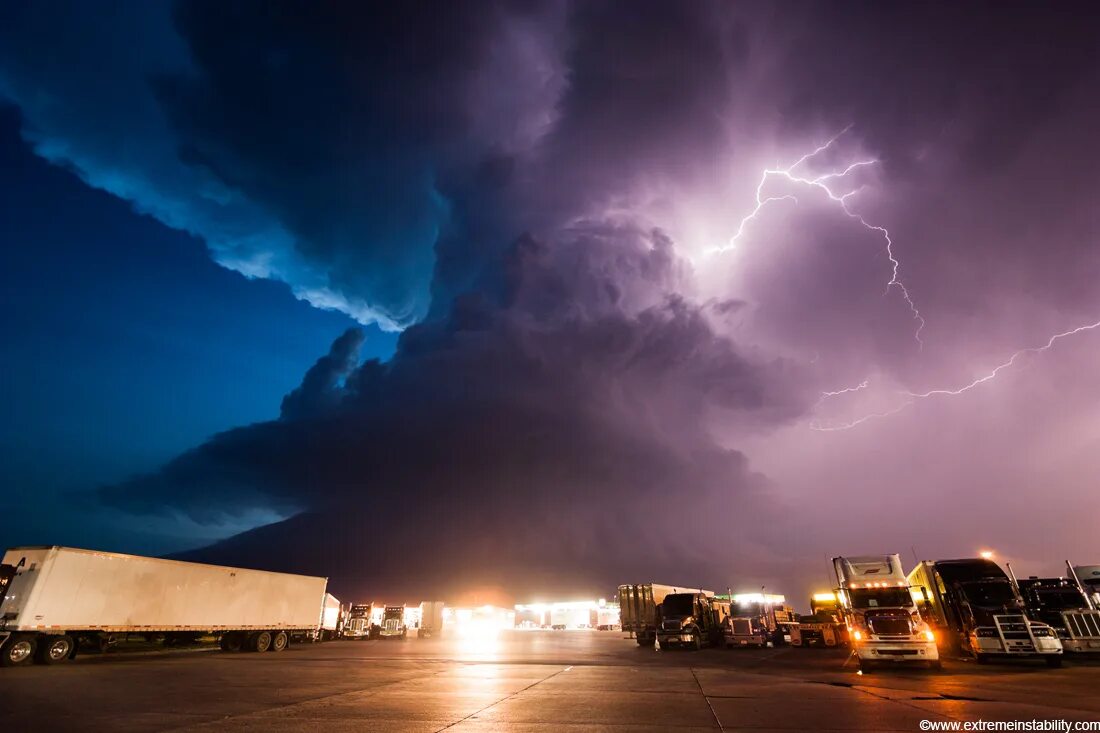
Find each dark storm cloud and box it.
[5,1,1100,595]
[103,223,813,595]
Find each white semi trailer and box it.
[0,545,330,667]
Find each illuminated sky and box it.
[1,2,1098,600]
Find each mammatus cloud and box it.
[4,2,1100,595]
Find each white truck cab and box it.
[833,554,940,671]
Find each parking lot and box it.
[3,631,1100,731]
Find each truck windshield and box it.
[1033,588,1087,611]
[849,588,912,609]
[662,595,695,618]
[959,580,1019,608]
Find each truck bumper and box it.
[726,634,767,647]
[972,637,1063,656]
[657,633,697,645]
[856,640,938,662]
[1061,638,1100,653]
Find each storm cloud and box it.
[3,1,1100,598]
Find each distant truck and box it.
[1073,565,1100,608]
[833,555,940,670]
[618,583,688,646]
[723,594,795,648]
[656,591,721,650]
[0,545,330,667]
[380,605,408,639]
[1014,565,1100,654]
[907,558,1063,666]
[790,593,848,648]
[419,601,445,638]
[342,603,376,640]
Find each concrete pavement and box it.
[2,632,1099,731]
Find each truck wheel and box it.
[693,635,702,651]
[36,635,74,665]
[974,653,990,664]
[271,631,289,652]
[930,659,943,671]
[1,634,37,667]
[1045,656,1063,668]
[249,631,273,653]
[219,632,243,652]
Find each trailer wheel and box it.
[0,634,37,667]
[1045,656,1063,668]
[271,631,289,652]
[36,635,74,665]
[249,631,273,653]
[219,632,244,653]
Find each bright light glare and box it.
[980,551,994,560]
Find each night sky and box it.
[2,1,1098,603]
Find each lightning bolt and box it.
[815,379,869,408]
[811,319,1100,431]
[714,126,926,346]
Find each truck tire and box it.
[1045,656,1063,668]
[36,635,74,665]
[692,634,702,651]
[219,632,244,652]
[974,653,990,664]
[930,659,943,671]
[271,631,289,652]
[1,634,37,667]
[249,631,273,653]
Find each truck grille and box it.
[1064,611,1100,638]
[869,617,911,636]
[732,619,753,636]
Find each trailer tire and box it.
[219,632,244,653]
[249,631,273,653]
[36,635,75,665]
[1045,656,1063,668]
[271,631,289,652]
[0,634,37,667]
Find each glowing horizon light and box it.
[980,550,994,560]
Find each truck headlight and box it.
[923,630,935,642]
[1030,626,1055,638]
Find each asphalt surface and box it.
[3,631,1100,731]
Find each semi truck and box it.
[0,545,330,667]
[833,554,940,670]
[618,583,688,646]
[342,603,376,639]
[1014,565,1100,654]
[380,605,408,639]
[790,592,848,648]
[419,601,445,638]
[723,594,795,648]
[656,591,721,650]
[907,558,1063,666]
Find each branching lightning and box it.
[811,319,1100,431]
[714,126,926,346]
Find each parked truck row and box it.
[618,554,1100,671]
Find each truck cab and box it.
[1017,577,1100,653]
[1073,566,1100,609]
[343,603,375,640]
[908,559,1063,666]
[833,555,939,670]
[656,592,720,650]
[723,594,793,648]
[380,605,408,639]
[790,593,848,648]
